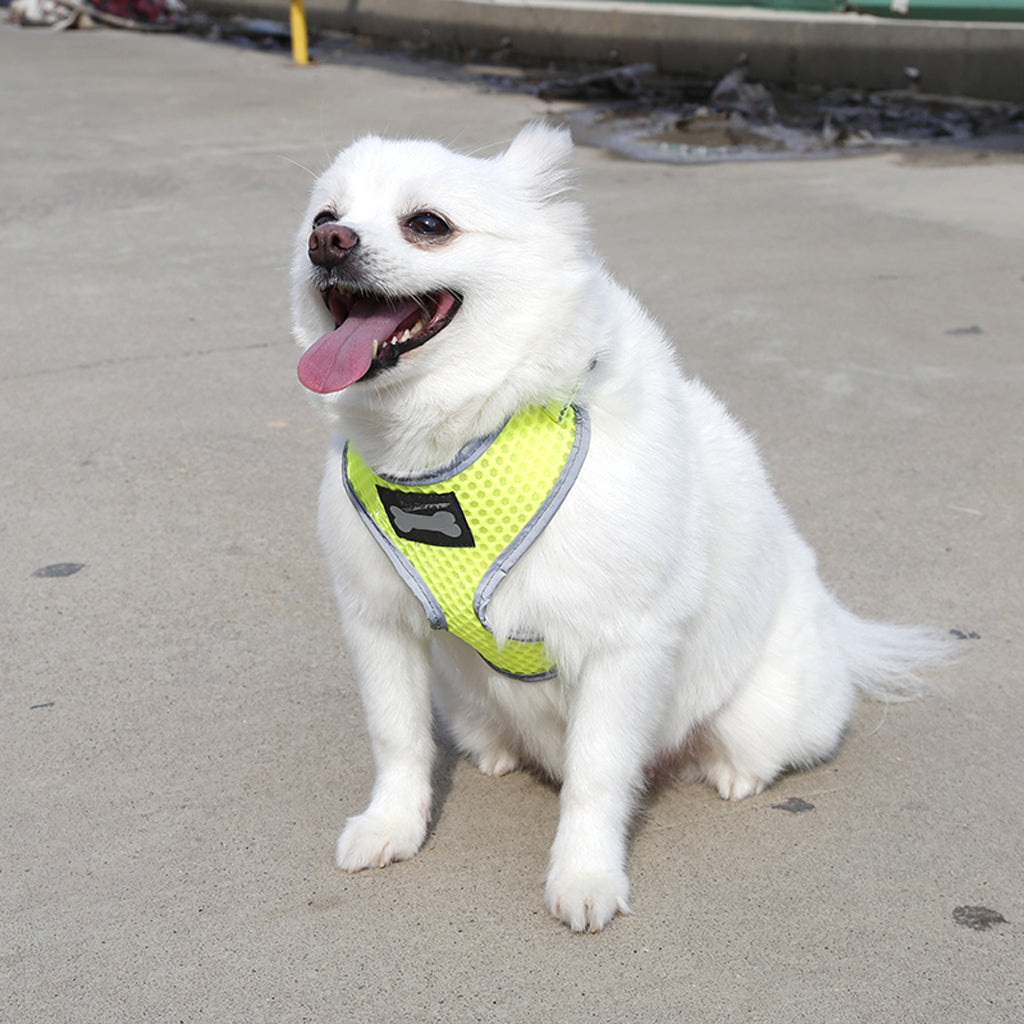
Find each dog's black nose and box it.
[308,223,359,267]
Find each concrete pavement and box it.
[1,21,1021,1023]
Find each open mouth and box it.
[297,285,461,394]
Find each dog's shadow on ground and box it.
[428,725,461,831]
[427,723,563,835]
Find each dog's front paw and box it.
[544,865,631,933]
[335,810,428,871]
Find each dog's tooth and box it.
[371,338,380,357]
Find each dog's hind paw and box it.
[702,760,768,802]
[335,810,427,871]
[544,867,632,933]
[476,747,521,777]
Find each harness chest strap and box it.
[342,402,590,680]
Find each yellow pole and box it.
[289,0,309,65]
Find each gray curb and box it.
[196,0,1024,100]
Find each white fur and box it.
[291,124,949,932]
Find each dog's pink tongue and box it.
[297,296,421,393]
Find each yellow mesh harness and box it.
[343,402,590,680]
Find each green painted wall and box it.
[607,0,1024,21]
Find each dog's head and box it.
[291,123,597,413]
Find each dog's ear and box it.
[501,122,576,203]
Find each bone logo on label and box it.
[376,485,476,548]
[390,506,462,539]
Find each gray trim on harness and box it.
[342,455,448,631]
[480,654,558,683]
[369,425,501,488]
[474,406,590,639]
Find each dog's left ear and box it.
[501,122,576,203]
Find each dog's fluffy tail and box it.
[838,607,957,702]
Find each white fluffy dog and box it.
[291,124,947,932]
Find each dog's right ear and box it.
[501,122,576,203]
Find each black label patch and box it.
[377,486,475,547]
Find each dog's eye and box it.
[312,210,337,229]
[406,211,452,237]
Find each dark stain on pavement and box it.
[953,906,1008,931]
[772,797,815,813]
[31,563,85,578]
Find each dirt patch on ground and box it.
[186,17,1024,164]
